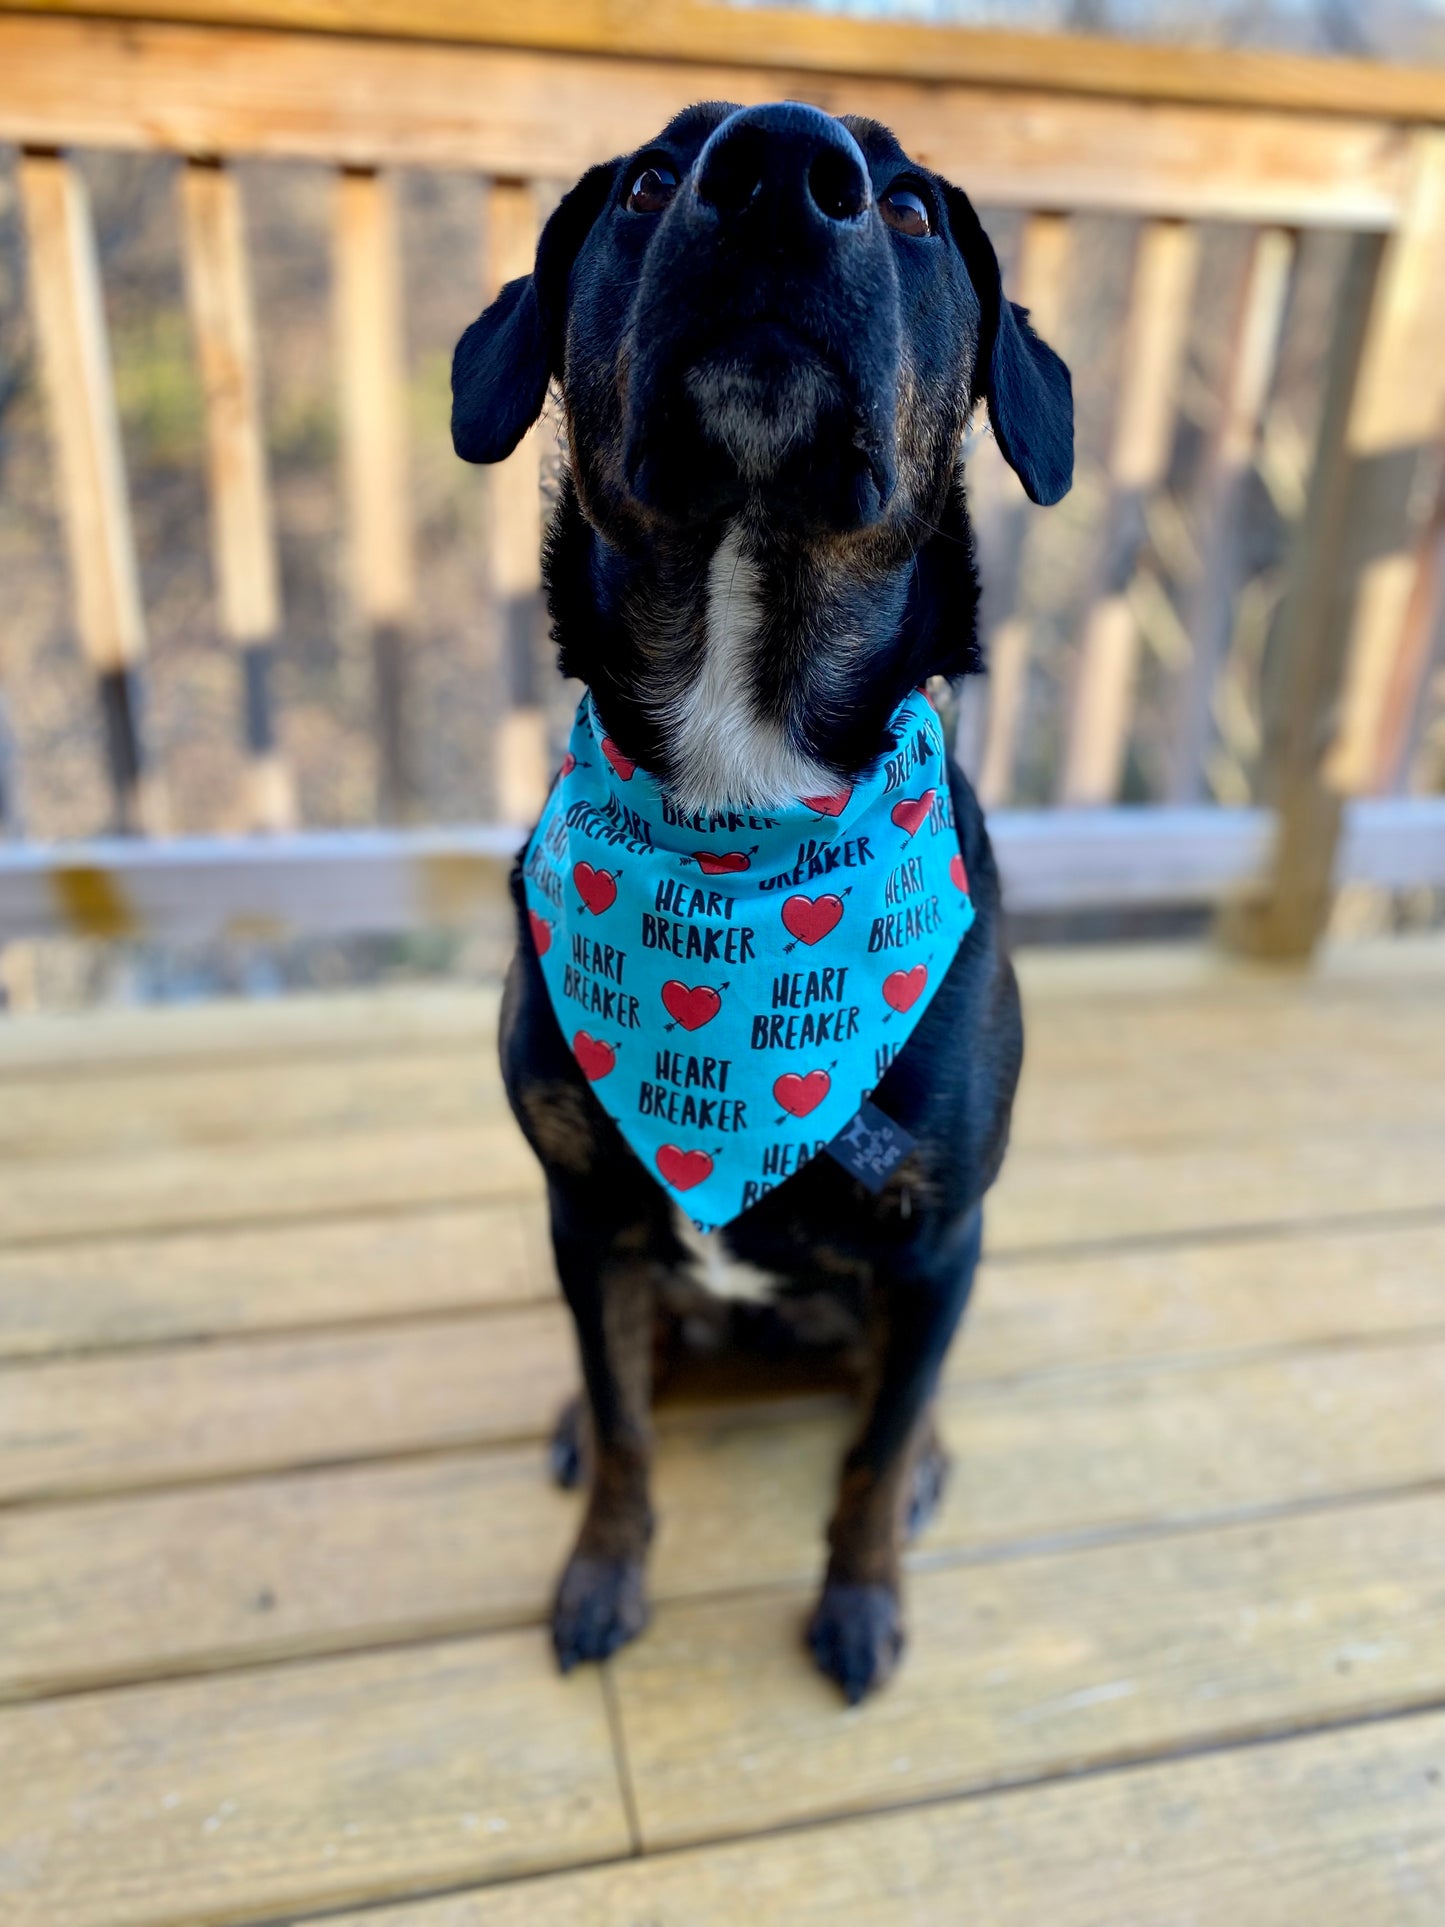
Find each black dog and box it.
[452,101,1072,1702]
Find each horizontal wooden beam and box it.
[0,15,1412,227]
[0,826,521,943]
[5,0,1445,124]
[2,802,1442,942]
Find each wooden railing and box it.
[1,0,1444,959]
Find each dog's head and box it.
[452,101,1072,543]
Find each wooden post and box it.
[1057,217,1200,806]
[1168,225,1295,803]
[484,176,549,824]
[975,210,1070,806]
[18,149,165,835]
[181,157,295,831]
[335,165,415,821]
[1219,235,1386,959]
[1227,132,1445,959]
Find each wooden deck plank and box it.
[0,1049,499,1161]
[613,1489,1445,1849]
[6,1214,1445,1503]
[0,985,501,1076]
[2,1110,1443,1247]
[4,999,1445,1161]
[1017,931,1445,998]
[308,1711,1445,1927]
[988,1131,1445,1253]
[1,951,1441,1923]
[1013,1045,1445,1149]
[0,1631,630,1927]
[5,1336,1445,1699]
[0,1447,578,1701]
[0,1202,553,1360]
[2,947,1441,1246]
[0,1306,574,1503]
[965,1218,1445,1376]
[0,1123,536,1245]
[0,937,1440,1078]
[6,1187,1444,1367]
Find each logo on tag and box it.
[825,1100,916,1193]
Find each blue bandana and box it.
[521,688,974,1230]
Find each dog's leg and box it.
[808,1204,982,1703]
[548,1188,661,1671]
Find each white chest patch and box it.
[660,519,835,817]
[671,1208,780,1305]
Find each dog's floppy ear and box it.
[451,160,618,464]
[941,183,1073,508]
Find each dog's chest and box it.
[670,1209,781,1303]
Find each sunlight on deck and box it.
[2,939,1444,1925]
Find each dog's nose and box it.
[694,103,871,229]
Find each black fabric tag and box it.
[824,1100,917,1193]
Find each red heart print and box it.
[799,785,853,817]
[573,862,617,915]
[601,737,636,780]
[883,964,928,1012]
[572,1031,616,1081]
[695,851,750,876]
[781,894,844,945]
[662,980,721,1030]
[774,1069,831,1118]
[891,789,936,838]
[559,751,577,778]
[949,852,969,893]
[656,1145,713,1191]
[527,910,552,956]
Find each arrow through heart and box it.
[781,893,844,946]
[661,980,722,1030]
[573,862,617,915]
[655,1145,713,1191]
[773,1068,832,1118]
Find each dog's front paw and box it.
[551,1553,649,1671]
[806,1579,905,1704]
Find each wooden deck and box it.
[3,938,1445,1925]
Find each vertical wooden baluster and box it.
[484,176,548,825]
[181,157,295,831]
[335,164,414,821]
[1372,452,1445,794]
[975,209,1070,807]
[1057,217,1200,806]
[18,148,165,835]
[1326,135,1445,799]
[1229,132,1445,958]
[1168,225,1295,803]
[0,694,21,838]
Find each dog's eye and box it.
[627,165,678,214]
[880,187,932,238]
